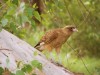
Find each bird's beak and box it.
[73,28,78,32]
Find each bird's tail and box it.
[34,42,44,52]
[34,42,41,48]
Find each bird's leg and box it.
[56,47,61,54]
[49,47,62,66]
[55,47,62,64]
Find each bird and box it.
[34,25,78,54]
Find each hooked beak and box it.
[73,28,78,32]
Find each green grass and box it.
[44,51,100,75]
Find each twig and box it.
[78,0,97,26]
[78,0,90,13]
[67,42,92,75]
[63,0,77,27]
[77,0,89,26]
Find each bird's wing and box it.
[34,29,58,48]
[41,30,58,44]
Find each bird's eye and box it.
[71,28,73,29]
[70,27,73,30]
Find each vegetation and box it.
[0,60,42,75]
[0,0,100,75]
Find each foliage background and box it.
[0,0,100,75]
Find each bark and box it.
[0,29,74,75]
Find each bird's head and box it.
[63,25,78,34]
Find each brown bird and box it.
[34,25,78,54]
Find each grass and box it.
[43,50,100,75]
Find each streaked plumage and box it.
[34,25,78,53]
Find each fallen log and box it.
[0,29,74,75]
